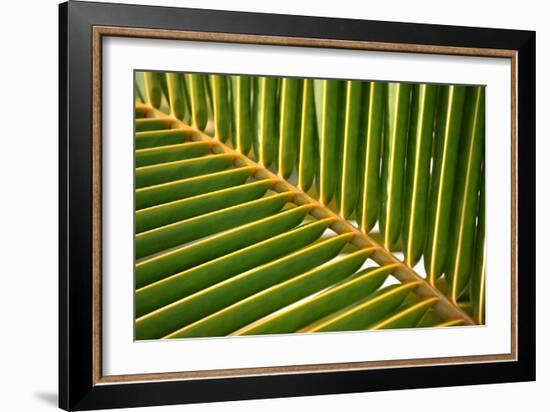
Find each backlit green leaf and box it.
[357,82,385,233]
[186,74,208,130]
[446,86,485,302]
[402,84,438,267]
[424,85,466,284]
[297,79,318,191]
[380,83,412,251]
[278,77,301,178]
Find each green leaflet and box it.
[171,248,373,338]
[357,82,385,233]
[235,265,395,336]
[135,128,191,149]
[402,84,439,267]
[185,74,208,130]
[470,175,486,324]
[301,281,419,332]
[135,166,254,210]
[253,76,279,167]
[135,71,146,103]
[136,179,275,233]
[424,85,466,284]
[314,79,343,205]
[203,72,214,115]
[370,297,438,330]
[210,75,231,141]
[135,154,234,188]
[339,81,363,219]
[143,71,163,109]
[165,72,188,120]
[278,78,301,179]
[135,80,145,103]
[135,191,294,260]
[135,203,312,287]
[445,86,485,302]
[179,75,192,123]
[380,83,412,251]
[136,218,333,318]
[231,75,253,154]
[158,74,170,113]
[297,79,318,192]
[135,141,211,167]
[135,118,175,133]
[416,308,445,327]
[135,128,191,150]
[137,233,353,340]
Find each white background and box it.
[103,37,511,375]
[0,0,547,411]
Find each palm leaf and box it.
[133,70,485,340]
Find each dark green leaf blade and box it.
[297,79,318,192]
[135,154,234,188]
[370,297,438,330]
[380,83,412,250]
[253,76,279,167]
[231,75,253,154]
[470,175,486,324]
[185,74,208,130]
[445,86,485,301]
[165,72,188,120]
[211,75,231,141]
[135,118,175,134]
[314,79,342,205]
[135,166,254,210]
[278,77,301,178]
[402,84,438,267]
[135,141,211,167]
[424,85,467,284]
[339,80,363,218]
[357,82,385,233]
[144,71,163,108]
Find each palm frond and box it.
[133,70,485,340]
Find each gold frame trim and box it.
[92,26,518,385]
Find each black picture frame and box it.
[59,1,536,410]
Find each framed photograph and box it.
[59,1,536,410]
